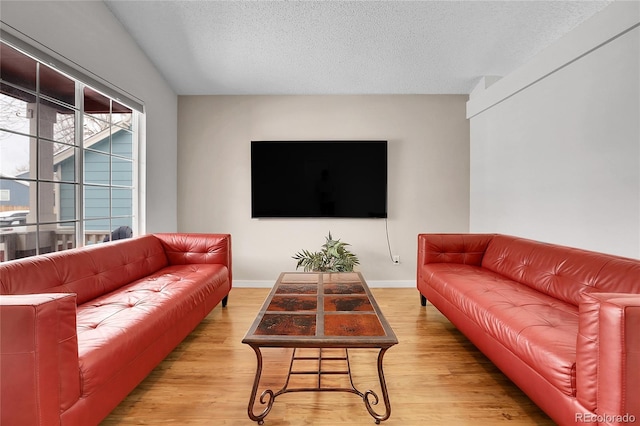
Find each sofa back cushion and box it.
[481,235,640,306]
[0,235,168,305]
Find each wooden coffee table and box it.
[242,272,398,424]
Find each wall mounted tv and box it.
[251,141,388,218]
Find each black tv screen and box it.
[251,141,388,218]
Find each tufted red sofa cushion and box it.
[76,263,228,397]
[423,262,579,395]
[0,233,232,426]
[417,233,640,426]
[481,235,640,306]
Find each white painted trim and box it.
[232,280,416,289]
[466,1,640,118]
[233,280,275,288]
[0,25,145,113]
[367,280,415,288]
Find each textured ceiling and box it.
[104,0,611,95]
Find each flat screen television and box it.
[251,141,388,218]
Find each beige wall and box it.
[178,95,469,284]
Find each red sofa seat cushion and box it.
[76,263,229,396]
[423,263,578,396]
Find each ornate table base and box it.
[247,346,392,424]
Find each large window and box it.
[0,42,139,261]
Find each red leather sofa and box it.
[0,233,232,426]
[417,233,640,426]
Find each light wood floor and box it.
[102,288,555,425]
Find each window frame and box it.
[0,35,142,259]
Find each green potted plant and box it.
[292,232,360,272]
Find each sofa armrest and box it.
[153,233,232,281]
[1,293,80,426]
[417,233,495,266]
[577,292,640,423]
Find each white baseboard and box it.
[367,280,415,288]
[233,280,415,288]
[232,280,276,288]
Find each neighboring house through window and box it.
[0,38,141,261]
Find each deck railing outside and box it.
[0,229,111,262]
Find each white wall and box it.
[1,1,178,233]
[468,2,640,258]
[178,95,469,283]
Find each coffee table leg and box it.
[247,345,274,425]
[363,347,392,424]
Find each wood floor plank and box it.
[102,288,555,425]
